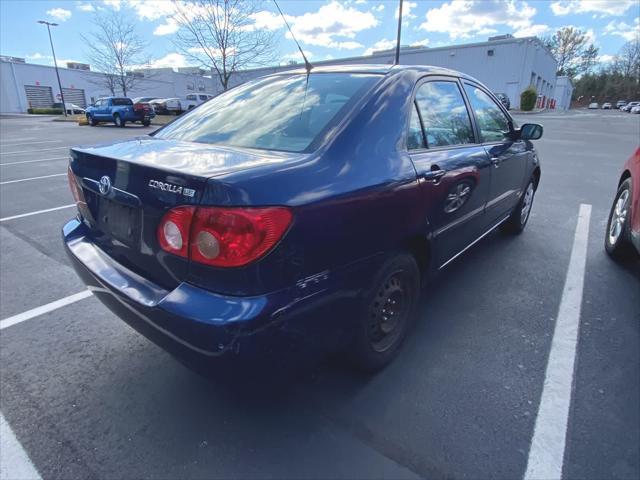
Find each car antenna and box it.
[395,0,404,65]
[273,0,313,74]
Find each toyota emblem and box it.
[99,176,112,195]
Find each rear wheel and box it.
[114,114,125,127]
[502,177,536,234]
[605,178,634,259]
[349,253,420,371]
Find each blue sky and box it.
[1,0,638,70]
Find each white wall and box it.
[0,60,219,113]
[554,76,573,110]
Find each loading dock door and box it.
[24,85,54,108]
[61,88,86,107]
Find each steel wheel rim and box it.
[608,189,629,245]
[520,183,535,224]
[368,271,408,353]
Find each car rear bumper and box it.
[62,218,363,373]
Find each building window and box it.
[187,81,195,91]
[487,49,494,56]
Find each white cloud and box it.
[153,18,179,35]
[46,8,72,22]
[102,0,121,10]
[76,2,95,12]
[282,50,314,63]
[603,18,640,42]
[395,1,417,22]
[248,10,291,31]
[364,38,396,55]
[598,54,615,63]
[144,52,190,69]
[288,1,379,48]
[26,52,47,60]
[373,4,384,12]
[127,0,175,20]
[410,38,430,47]
[513,24,550,37]
[419,0,537,40]
[550,0,635,17]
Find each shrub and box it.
[27,108,63,114]
[520,87,537,111]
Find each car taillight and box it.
[157,206,195,258]
[156,206,292,267]
[67,166,82,203]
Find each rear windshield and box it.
[112,98,133,106]
[155,73,380,152]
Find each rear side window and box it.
[199,95,209,101]
[156,73,380,153]
[112,98,133,106]
[415,81,474,147]
[463,84,511,143]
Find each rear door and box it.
[408,77,492,267]
[462,82,528,224]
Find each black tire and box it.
[605,178,634,259]
[114,114,125,128]
[142,120,150,127]
[88,114,97,126]
[502,177,536,234]
[349,253,420,371]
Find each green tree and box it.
[543,27,599,77]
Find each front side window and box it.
[156,73,380,152]
[463,84,511,143]
[415,81,474,147]
[186,94,197,101]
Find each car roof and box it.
[270,63,474,80]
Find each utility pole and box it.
[37,20,67,117]
[395,0,404,65]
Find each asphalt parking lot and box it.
[1,110,638,479]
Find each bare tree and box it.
[171,0,277,91]
[543,27,598,77]
[82,11,150,96]
[613,40,640,79]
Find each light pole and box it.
[37,20,67,117]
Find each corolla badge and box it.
[148,179,196,197]
[98,176,112,195]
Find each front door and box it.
[407,79,492,267]
[463,83,528,224]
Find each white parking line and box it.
[0,290,93,331]
[0,137,36,143]
[0,204,75,222]
[0,173,66,185]
[524,203,591,480]
[0,412,42,480]
[1,157,68,166]
[0,140,62,148]
[0,146,70,156]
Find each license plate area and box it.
[96,197,141,247]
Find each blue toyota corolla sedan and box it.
[63,65,543,373]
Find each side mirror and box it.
[520,123,543,140]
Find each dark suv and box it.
[64,65,543,373]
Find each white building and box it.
[0,59,218,113]
[1,34,560,113]
[229,35,559,110]
[553,76,573,110]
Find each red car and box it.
[606,147,640,258]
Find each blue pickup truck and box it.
[85,97,155,127]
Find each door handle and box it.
[490,157,501,167]
[422,169,447,182]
